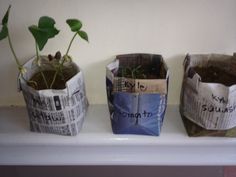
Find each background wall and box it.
[0,0,236,106]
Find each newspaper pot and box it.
[180,53,236,137]
[18,57,88,136]
[106,54,169,136]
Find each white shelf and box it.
[0,105,236,166]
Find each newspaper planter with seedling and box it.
[0,6,89,136]
[106,54,169,136]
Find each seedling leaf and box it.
[28,25,48,50]
[0,25,8,40]
[29,16,59,50]
[0,5,11,40]
[2,5,11,25]
[66,19,82,32]
[38,16,59,38]
[78,30,88,42]
[38,16,55,28]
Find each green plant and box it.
[119,65,147,79]
[0,5,88,89]
[49,18,88,89]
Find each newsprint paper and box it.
[180,54,236,137]
[18,58,88,136]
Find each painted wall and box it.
[0,0,236,106]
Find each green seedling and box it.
[28,16,60,88]
[49,18,88,89]
[0,6,25,74]
[120,65,147,79]
[0,5,88,89]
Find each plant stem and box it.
[35,43,49,89]
[50,33,77,89]
[7,33,38,88]
[22,74,38,89]
[49,56,67,89]
[35,42,40,63]
[50,68,59,89]
[7,34,22,71]
[65,32,77,56]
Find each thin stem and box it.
[50,33,77,89]
[35,42,40,63]
[7,34,22,70]
[35,43,49,89]
[50,70,58,89]
[132,70,135,79]
[7,32,39,88]
[65,33,77,56]
[21,74,38,89]
[49,56,67,89]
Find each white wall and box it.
[0,0,236,106]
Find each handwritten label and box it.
[211,94,228,104]
[123,80,147,92]
[201,94,236,113]
[117,110,152,119]
[202,104,236,113]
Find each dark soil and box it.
[28,68,78,90]
[194,66,236,86]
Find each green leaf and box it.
[38,16,55,28]
[29,16,59,51]
[0,24,8,40]
[38,16,59,38]
[0,5,11,40]
[43,27,59,38]
[28,25,48,50]
[78,30,88,42]
[66,19,82,32]
[2,5,11,25]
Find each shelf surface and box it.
[0,105,236,166]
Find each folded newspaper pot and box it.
[180,54,236,137]
[106,54,169,136]
[18,57,88,136]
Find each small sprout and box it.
[54,51,61,60]
[48,54,53,61]
[66,19,82,32]
[120,65,146,79]
[66,18,89,43]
